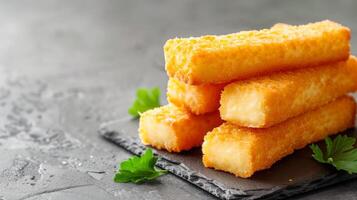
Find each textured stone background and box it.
[0,0,357,200]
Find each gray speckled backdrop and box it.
[0,0,357,200]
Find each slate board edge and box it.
[98,125,357,200]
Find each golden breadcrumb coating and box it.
[164,20,350,84]
[139,104,222,152]
[167,78,225,115]
[271,23,291,29]
[220,56,357,128]
[203,96,356,178]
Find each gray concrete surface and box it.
[0,0,357,199]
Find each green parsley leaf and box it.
[310,135,357,174]
[114,148,167,183]
[310,143,326,163]
[128,87,161,118]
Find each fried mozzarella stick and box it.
[139,104,222,152]
[167,78,225,114]
[203,96,356,178]
[220,56,357,128]
[164,20,350,84]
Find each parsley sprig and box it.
[310,135,357,174]
[128,87,161,118]
[114,149,167,183]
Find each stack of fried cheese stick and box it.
[139,20,357,177]
[138,23,291,152]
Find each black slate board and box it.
[99,119,357,200]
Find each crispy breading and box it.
[203,96,356,178]
[271,23,291,29]
[167,78,225,114]
[220,56,357,128]
[164,20,350,84]
[139,104,222,152]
